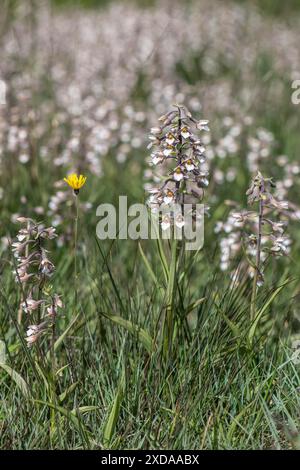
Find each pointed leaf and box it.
[0,363,30,398]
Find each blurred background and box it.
[0,0,300,290]
[1,0,300,450]
[53,0,300,16]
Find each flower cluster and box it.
[146,104,209,229]
[12,217,62,346]
[216,172,291,285]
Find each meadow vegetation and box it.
[0,0,300,450]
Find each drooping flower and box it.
[39,257,55,276]
[25,322,48,347]
[22,298,44,314]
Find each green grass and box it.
[1,0,300,450]
[1,206,300,448]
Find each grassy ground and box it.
[0,0,300,450]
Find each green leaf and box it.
[185,298,206,316]
[0,363,30,398]
[34,360,50,392]
[166,239,177,307]
[34,399,92,447]
[138,242,161,289]
[227,404,252,441]
[163,239,177,356]
[103,371,125,446]
[72,405,99,415]
[219,311,241,339]
[156,238,169,284]
[56,363,70,377]
[46,313,80,361]
[149,215,169,283]
[101,313,154,353]
[0,340,6,364]
[248,279,290,346]
[59,382,79,403]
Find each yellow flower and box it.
[64,173,87,194]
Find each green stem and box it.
[164,237,177,359]
[251,198,263,321]
[163,106,182,359]
[50,315,56,447]
[74,194,79,309]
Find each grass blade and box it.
[103,370,125,446]
[101,312,154,353]
[0,363,30,398]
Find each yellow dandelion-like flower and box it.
[64,173,87,195]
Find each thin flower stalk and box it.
[250,191,264,321]
[64,173,87,312]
